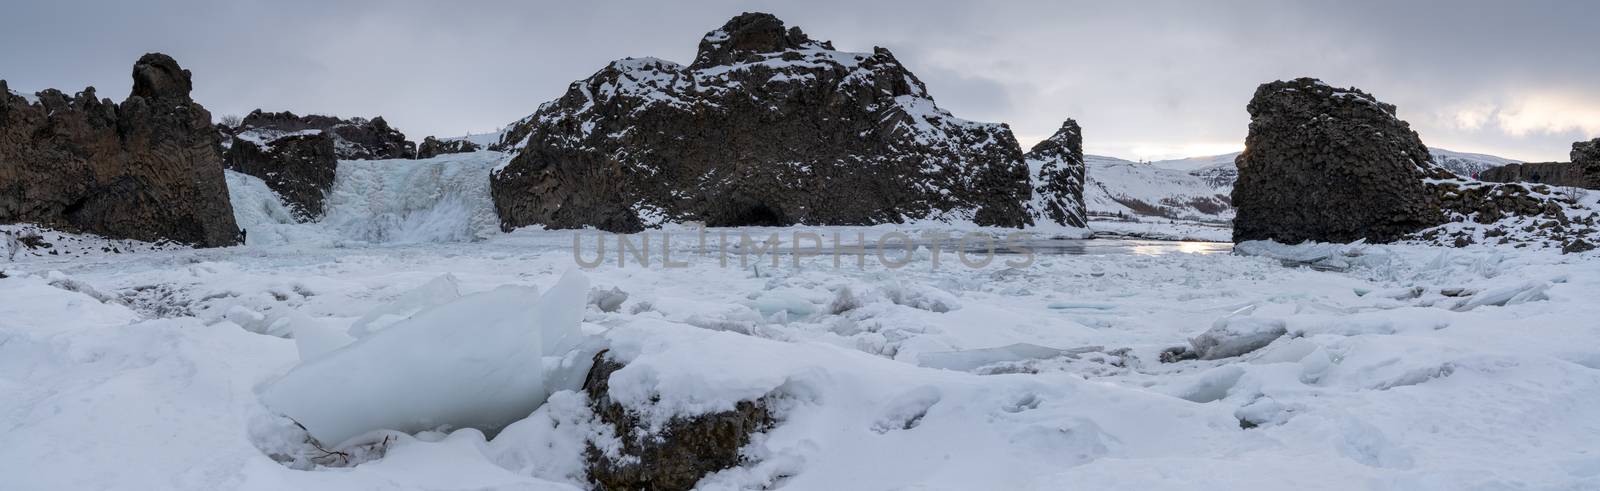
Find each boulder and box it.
[583,352,774,490]
[0,54,240,246]
[490,12,1032,232]
[1025,119,1088,227]
[415,136,481,159]
[1232,78,1448,243]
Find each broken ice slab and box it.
[261,271,589,446]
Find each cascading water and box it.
[227,151,507,246]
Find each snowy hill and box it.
[1084,155,1233,222]
[1429,147,1522,177]
[1144,148,1521,191]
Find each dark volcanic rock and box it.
[490,12,1032,232]
[583,352,774,491]
[1479,161,1589,188]
[1574,138,1600,189]
[222,133,337,220]
[219,110,415,220]
[228,109,415,160]
[0,54,240,246]
[1024,119,1088,227]
[1232,78,1449,244]
[416,136,481,159]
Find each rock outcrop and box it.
[1573,138,1600,189]
[221,133,337,220]
[416,136,481,159]
[583,352,774,490]
[1232,77,1593,251]
[1479,161,1588,188]
[219,110,416,220]
[1232,78,1450,244]
[1025,120,1088,227]
[225,110,414,160]
[0,54,240,246]
[490,12,1032,232]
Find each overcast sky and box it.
[4,0,1597,161]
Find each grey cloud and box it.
[2,0,1595,161]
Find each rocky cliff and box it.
[1574,138,1600,189]
[219,110,416,220]
[1024,120,1088,227]
[1232,78,1449,244]
[416,136,481,159]
[1480,161,1588,188]
[490,12,1032,232]
[0,54,240,246]
[225,110,414,160]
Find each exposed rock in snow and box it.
[1232,78,1449,244]
[0,54,241,246]
[260,271,589,446]
[582,352,776,491]
[416,136,482,159]
[1189,316,1288,360]
[1025,120,1088,227]
[490,12,1032,232]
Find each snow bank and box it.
[260,270,589,445]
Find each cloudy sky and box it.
[4,0,1597,161]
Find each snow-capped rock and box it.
[490,12,1032,232]
[1025,120,1088,227]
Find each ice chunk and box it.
[1190,316,1288,360]
[261,271,592,446]
[1451,280,1550,311]
[917,343,1105,372]
[348,274,461,338]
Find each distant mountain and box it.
[1083,155,1232,222]
[1085,146,1520,225]
[1428,147,1521,177]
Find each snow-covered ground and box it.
[4,208,1599,489]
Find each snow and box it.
[6,177,1600,488]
